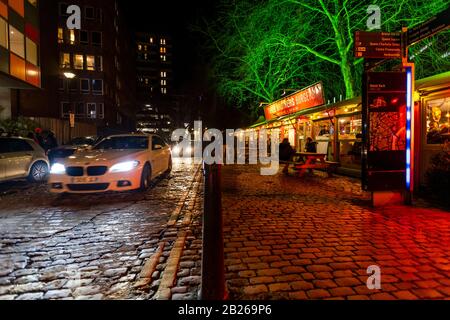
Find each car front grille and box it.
[67,183,110,191]
[66,167,84,177]
[87,166,108,176]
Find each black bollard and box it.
[200,162,226,300]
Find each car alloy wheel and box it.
[29,162,49,182]
[140,164,152,191]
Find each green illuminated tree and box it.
[202,0,449,114]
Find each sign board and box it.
[264,82,324,121]
[407,6,450,46]
[69,112,75,128]
[363,71,407,191]
[354,31,402,59]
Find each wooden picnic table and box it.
[291,152,339,177]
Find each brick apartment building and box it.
[10,0,136,142]
[0,0,41,120]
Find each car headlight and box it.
[172,146,180,154]
[50,163,66,174]
[109,161,140,173]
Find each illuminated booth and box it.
[249,71,450,191]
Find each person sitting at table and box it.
[305,137,317,153]
[279,138,295,174]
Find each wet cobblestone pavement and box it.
[221,165,450,300]
[0,160,203,300]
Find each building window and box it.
[85,7,95,20]
[97,8,103,23]
[160,71,167,78]
[96,56,103,71]
[9,25,25,58]
[26,38,38,66]
[59,3,69,16]
[92,79,103,95]
[161,87,167,94]
[86,55,95,71]
[80,79,90,92]
[92,31,102,46]
[161,55,166,62]
[57,27,64,44]
[160,38,166,45]
[160,47,166,54]
[160,80,166,86]
[143,53,148,60]
[138,44,142,51]
[58,77,65,91]
[80,30,88,44]
[74,54,84,70]
[0,18,8,49]
[149,37,154,44]
[68,78,78,91]
[75,103,85,118]
[61,102,71,117]
[98,103,104,119]
[69,29,75,44]
[60,53,71,68]
[87,103,96,119]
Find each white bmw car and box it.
[49,134,172,193]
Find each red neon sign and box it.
[264,83,325,121]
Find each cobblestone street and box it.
[222,165,450,300]
[0,160,203,300]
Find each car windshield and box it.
[93,136,149,150]
[69,137,96,146]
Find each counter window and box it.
[426,98,450,145]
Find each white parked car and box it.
[49,134,172,193]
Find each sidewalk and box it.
[221,165,450,300]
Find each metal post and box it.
[201,162,226,300]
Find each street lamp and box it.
[64,72,76,142]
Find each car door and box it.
[0,139,8,180]
[4,139,34,179]
[151,136,167,175]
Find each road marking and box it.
[134,242,165,288]
[154,231,187,300]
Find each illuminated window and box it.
[144,45,147,51]
[161,87,167,94]
[160,80,166,86]
[69,29,75,44]
[60,52,71,68]
[161,55,166,62]
[138,44,142,51]
[87,103,97,119]
[86,55,95,71]
[0,18,7,49]
[9,25,25,58]
[160,38,166,45]
[149,37,154,44]
[160,71,166,78]
[57,28,64,44]
[160,47,166,53]
[144,53,148,60]
[26,38,38,66]
[74,54,84,69]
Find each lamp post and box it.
[64,72,76,143]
